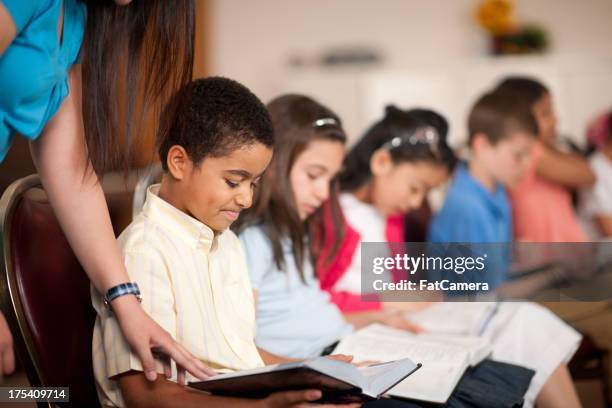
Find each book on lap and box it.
[188,357,421,403]
[333,324,491,404]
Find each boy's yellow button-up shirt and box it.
[92,185,264,407]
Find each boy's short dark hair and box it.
[158,77,274,170]
[468,91,539,145]
[495,76,549,107]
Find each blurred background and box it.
[208,0,612,147]
[4,0,612,191]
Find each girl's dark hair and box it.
[234,94,347,280]
[340,106,456,192]
[82,0,195,175]
[495,76,549,107]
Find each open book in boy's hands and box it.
[188,357,421,403]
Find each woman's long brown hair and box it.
[81,0,195,175]
[234,94,346,281]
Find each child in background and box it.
[236,94,419,362]
[401,109,454,243]
[236,94,354,360]
[237,96,536,408]
[321,106,455,314]
[494,77,595,242]
[91,78,355,408]
[580,110,612,239]
[428,92,582,408]
[317,103,581,407]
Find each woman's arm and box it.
[0,2,17,56]
[0,5,20,378]
[29,64,214,382]
[28,67,124,294]
[536,144,596,188]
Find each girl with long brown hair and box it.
[236,95,421,361]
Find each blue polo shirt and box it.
[427,163,512,288]
[429,163,512,243]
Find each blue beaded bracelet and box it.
[103,282,142,308]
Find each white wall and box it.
[208,0,612,97]
[206,0,612,142]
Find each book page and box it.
[306,357,364,390]
[345,323,490,361]
[416,333,491,366]
[408,302,498,336]
[333,324,478,403]
[358,359,419,397]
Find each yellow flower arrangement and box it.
[476,0,516,35]
[476,0,548,54]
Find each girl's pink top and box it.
[510,143,587,242]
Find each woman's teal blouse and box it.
[0,0,86,161]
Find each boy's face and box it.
[532,92,557,145]
[371,155,449,216]
[478,132,534,188]
[174,143,273,233]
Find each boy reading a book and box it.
[428,91,582,408]
[91,77,353,408]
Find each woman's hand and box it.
[0,312,15,376]
[111,296,216,384]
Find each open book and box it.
[408,302,498,336]
[189,357,421,403]
[333,324,491,404]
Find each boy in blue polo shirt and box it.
[427,91,583,408]
[428,91,537,287]
[428,91,536,243]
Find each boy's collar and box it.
[455,162,508,215]
[142,184,219,252]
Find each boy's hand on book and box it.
[261,389,361,407]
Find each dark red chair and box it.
[0,175,100,407]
